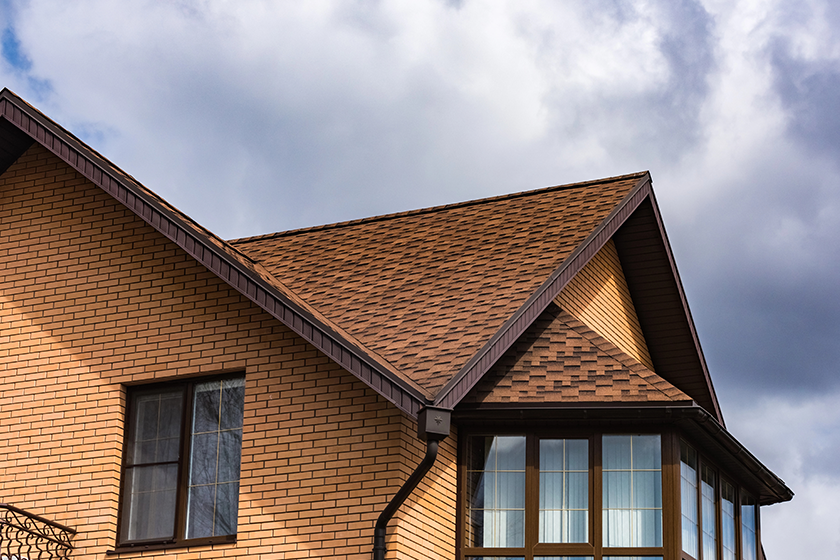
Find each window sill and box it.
[106,535,236,555]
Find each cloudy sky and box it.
[2,0,838,556]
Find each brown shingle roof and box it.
[231,174,645,397]
[463,303,691,405]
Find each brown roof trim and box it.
[434,173,653,409]
[0,88,428,417]
[645,187,723,422]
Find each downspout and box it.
[373,406,451,560]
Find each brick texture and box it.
[0,144,457,559]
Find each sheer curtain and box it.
[602,435,662,548]
[467,436,526,548]
[539,439,588,543]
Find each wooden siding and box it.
[555,239,654,371]
[0,144,456,559]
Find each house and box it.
[0,87,791,560]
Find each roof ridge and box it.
[556,308,690,401]
[228,171,649,244]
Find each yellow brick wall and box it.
[555,239,654,370]
[0,144,456,559]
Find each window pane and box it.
[220,378,246,430]
[721,481,737,560]
[701,465,717,560]
[121,387,182,543]
[121,464,178,541]
[602,435,662,548]
[496,436,526,471]
[633,471,662,508]
[603,557,663,560]
[632,509,662,547]
[631,436,661,470]
[741,495,757,560]
[193,380,221,434]
[190,432,218,485]
[128,389,183,464]
[680,442,698,558]
[539,439,588,544]
[603,471,632,509]
[603,508,632,547]
[186,377,245,538]
[466,436,526,548]
[603,436,631,470]
[186,484,215,539]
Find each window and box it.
[740,496,757,560]
[680,444,698,558]
[463,433,663,560]
[720,481,736,560]
[679,441,760,560]
[602,435,662,548]
[118,375,246,547]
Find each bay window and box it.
[461,431,763,560]
[463,432,664,560]
[679,441,761,560]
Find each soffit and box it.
[613,197,723,422]
[0,116,34,176]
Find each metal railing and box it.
[0,504,75,560]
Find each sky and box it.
[1,0,838,556]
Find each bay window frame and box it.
[458,425,677,560]
[678,440,762,560]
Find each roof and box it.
[462,303,692,405]
[230,174,643,398]
[0,88,791,503]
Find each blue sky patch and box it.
[2,26,32,71]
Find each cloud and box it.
[726,392,840,557]
[2,0,839,555]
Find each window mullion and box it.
[174,381,193,543]
[593,430,602,559]
[526,434,537,560]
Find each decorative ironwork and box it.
[0,504,75,560]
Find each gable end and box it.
[434,173,653,409]
[0,88,428,417]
